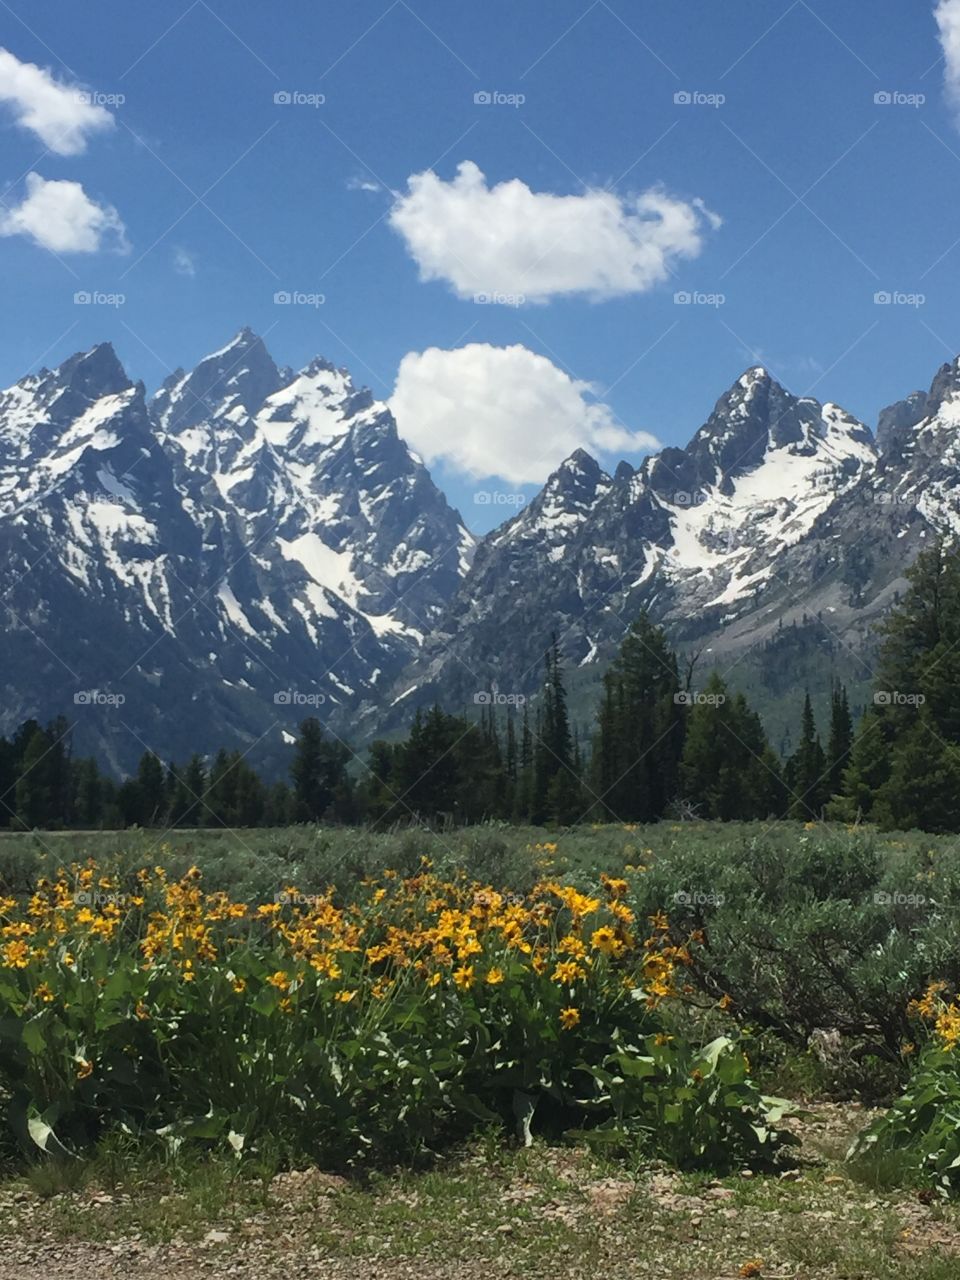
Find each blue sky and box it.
[1,1,959,530]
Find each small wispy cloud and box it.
[347,176,384,193]
[173,246,196,277]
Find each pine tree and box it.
[838,542,960,828]
[291,717,349,822]
[678,674,781,819]
[785,693,828,820]
[15,727,54,829]
[531,637,578,823]
[826,685,853,798]
[590,613,683,822]
[137,752,167,825]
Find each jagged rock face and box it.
[367,362,951,738]
[0,333,472,771]
[4,332,960,769]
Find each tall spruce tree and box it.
[837,542,960,829]
[826,684,853,798]
[591,613,684,821]
[531,637,579,823]
[678,673,783,819]
[784,693,828,820]
[291,717,349,822]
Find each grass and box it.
[2,1107,960,1278]
[1,820,959,1275]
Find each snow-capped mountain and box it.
[0,332,472,771]
[3,332,960,771]
[367,361,953,739]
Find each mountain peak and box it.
[560,447,602,473]
[152,330,281,433]
[56,343,131,399]
[926,355,960,415]
[739,364,772,387]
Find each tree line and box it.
[2,541,957,832]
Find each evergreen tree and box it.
[15,727,54,829]
[591,613,683,822]
[838,543,960,828]
[393,706,463,822]
[826,684,853,798]
[784,693,828,820]
[531,637,578,823]
[291,717,349,822]
[72,758,103,827]
[678,674,783,820]
[137,752,167,825]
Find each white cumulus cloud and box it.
[0,173,128,253]
[936,1,960,118]
[388,161,720,303]
[390,343,660,484]
[0,47,114,155]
